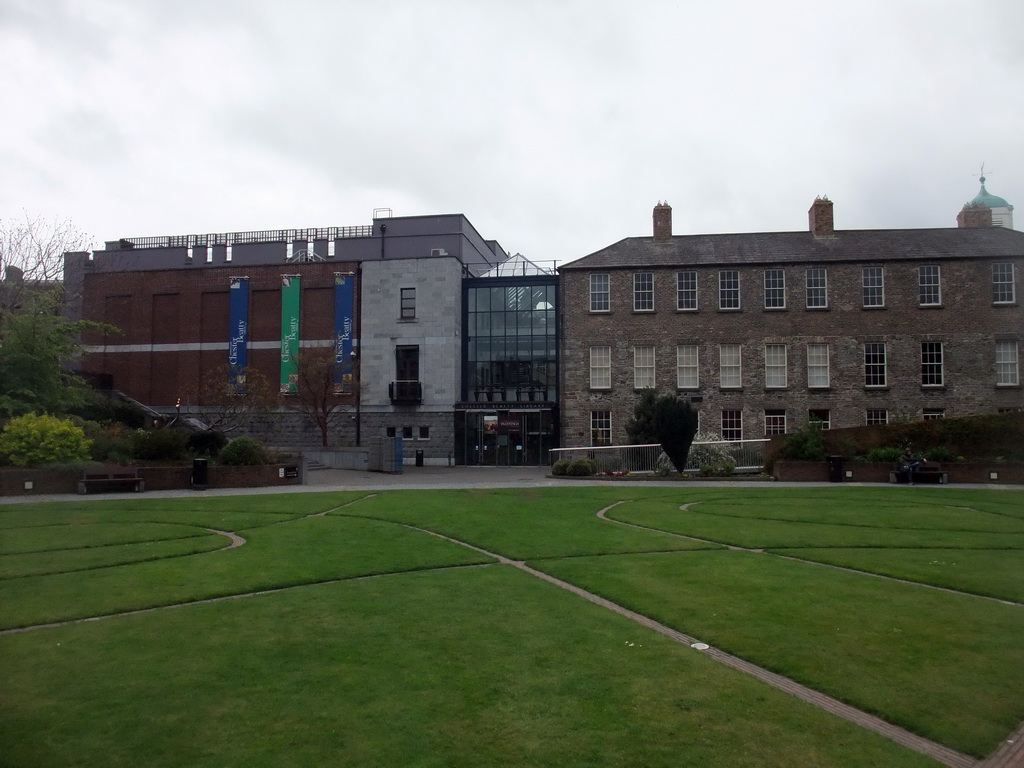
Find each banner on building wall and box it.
[228,277,249,393]
[334,273,355,394]
[280,275,301,394]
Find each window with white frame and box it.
[764,409,786,435]
[918,265,941,306]
[923,409,945,421]
[719,344,742,388]
[590,273,610,312]
[764,344,787,388]
[862,266,885,307]
[864,343,887,387]
[809,409,830,430]
[721,410,743,441]
[764,269,785,309]
[676,271,697,310]
[806,343,830,388]
[589,346,611,389]
[633,272,654,311]
[921,342,944,386]
[634,345,655,389]
[996,340,1019,386]
[400,287,416,319]
[866,409,888,425]
[719,270,740,309]
[676,345,699,389]
[993,263,1016,304]
[806,268,827,308]
[591,410,612,445]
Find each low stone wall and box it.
[0,464,302,498]
[774,461,1024,484]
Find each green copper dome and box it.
[970,177,1011,208]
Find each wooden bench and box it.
[889,461,947,485]
[77,467,145,494]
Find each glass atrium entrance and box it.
[455,409,557,466]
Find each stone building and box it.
[558,193,1024,447]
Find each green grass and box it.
[1,485,1023,765]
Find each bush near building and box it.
[0,413,91,466]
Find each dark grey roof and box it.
[559,227,1024,270]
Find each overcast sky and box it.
[2,0,1022,263]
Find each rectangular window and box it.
[993,263,1016,304]
[921,341,944,386]
[809,409,830,430]
[402,426,414,439]
[862,266,885,307]
[634,345,655,389]
[400,287,416,319]
[589,346,611,389]
[764,409,786,436]
[676,345,699,389]
[806,268,828,308]
[385,426,396,437]
[918,265,941,306]
[764,344,787,388]
[721,410,743,441]
[864,342,887,387]
[396,345,420,381]
[996,340,1019,385]
[633,272,654,311]
[764,269,786,309]
[719,344,742,388]
[419,426,431,439]
[807,343,830,388]
[923,409,945,421]
[719,270,740,309]
[591,410,612,445]
[590,274,610,312]
[866,409,888,426]
[676,271,697,310]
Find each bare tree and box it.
[284,346,357,447]
[188,364,280,434]
[1,211,89,283]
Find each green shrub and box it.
[865,446,904,463]
[700,462,735,477]
[187,430,229,458]
[220,436,269,466]
[781,421,827,461]
[551,459,570,476]
[83,422,134,463]
[131,428,189,461]
[926,445,954,462]
[566,457,597,476]
[0,413,92,467]
[686,431,734,469]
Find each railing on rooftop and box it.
[119,225,373,250]
[550,439,770,475]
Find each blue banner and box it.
[228,277,249,393]
[334,273,354,394]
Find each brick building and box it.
[558,194,1024,447]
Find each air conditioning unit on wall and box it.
[430,248,449,256]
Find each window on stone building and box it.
[864,343,887,387]
[866,409,888,425]
[862,266,885,307]
[807,343,830,388]
[918,265,941,306]
[402,426,414,439]
[719,344,742,388]
[806,268,828,308]
[386,426,396,437]
[921,342,944,386]
[996,340,1019,386]
[676,345,699,389]
[923,409,945,421]
[809,409,830,430]
[719,270,740,309]
[633,272,654,311]
[634,345,655,389]
[764,269,786,309]
[591,410,612,445]
[764,409,786,435]
[419,426,430,439]
[765,344,787,388]
[993,263,1016,304]
[721,409,743,441]
[400,287,416,319]
[676,271,697,310]
[590,274,610,312]
[589,346,611,389]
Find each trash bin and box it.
[826,455,844,483]
[192,457,208,490]
[415,449,424,467]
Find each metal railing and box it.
[550,439,769,475]
[119,225,373,250]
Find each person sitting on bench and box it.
[898,447,923,485]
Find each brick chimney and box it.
[653,201,672,241]
[956,204,993,228]
[808,197,834,237]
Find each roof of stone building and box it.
[559,226,1024,270]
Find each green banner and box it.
[280,275,301,394]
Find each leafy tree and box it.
[625,389,699,472]
[0,413,91,466]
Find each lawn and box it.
[1,485,1022,766]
